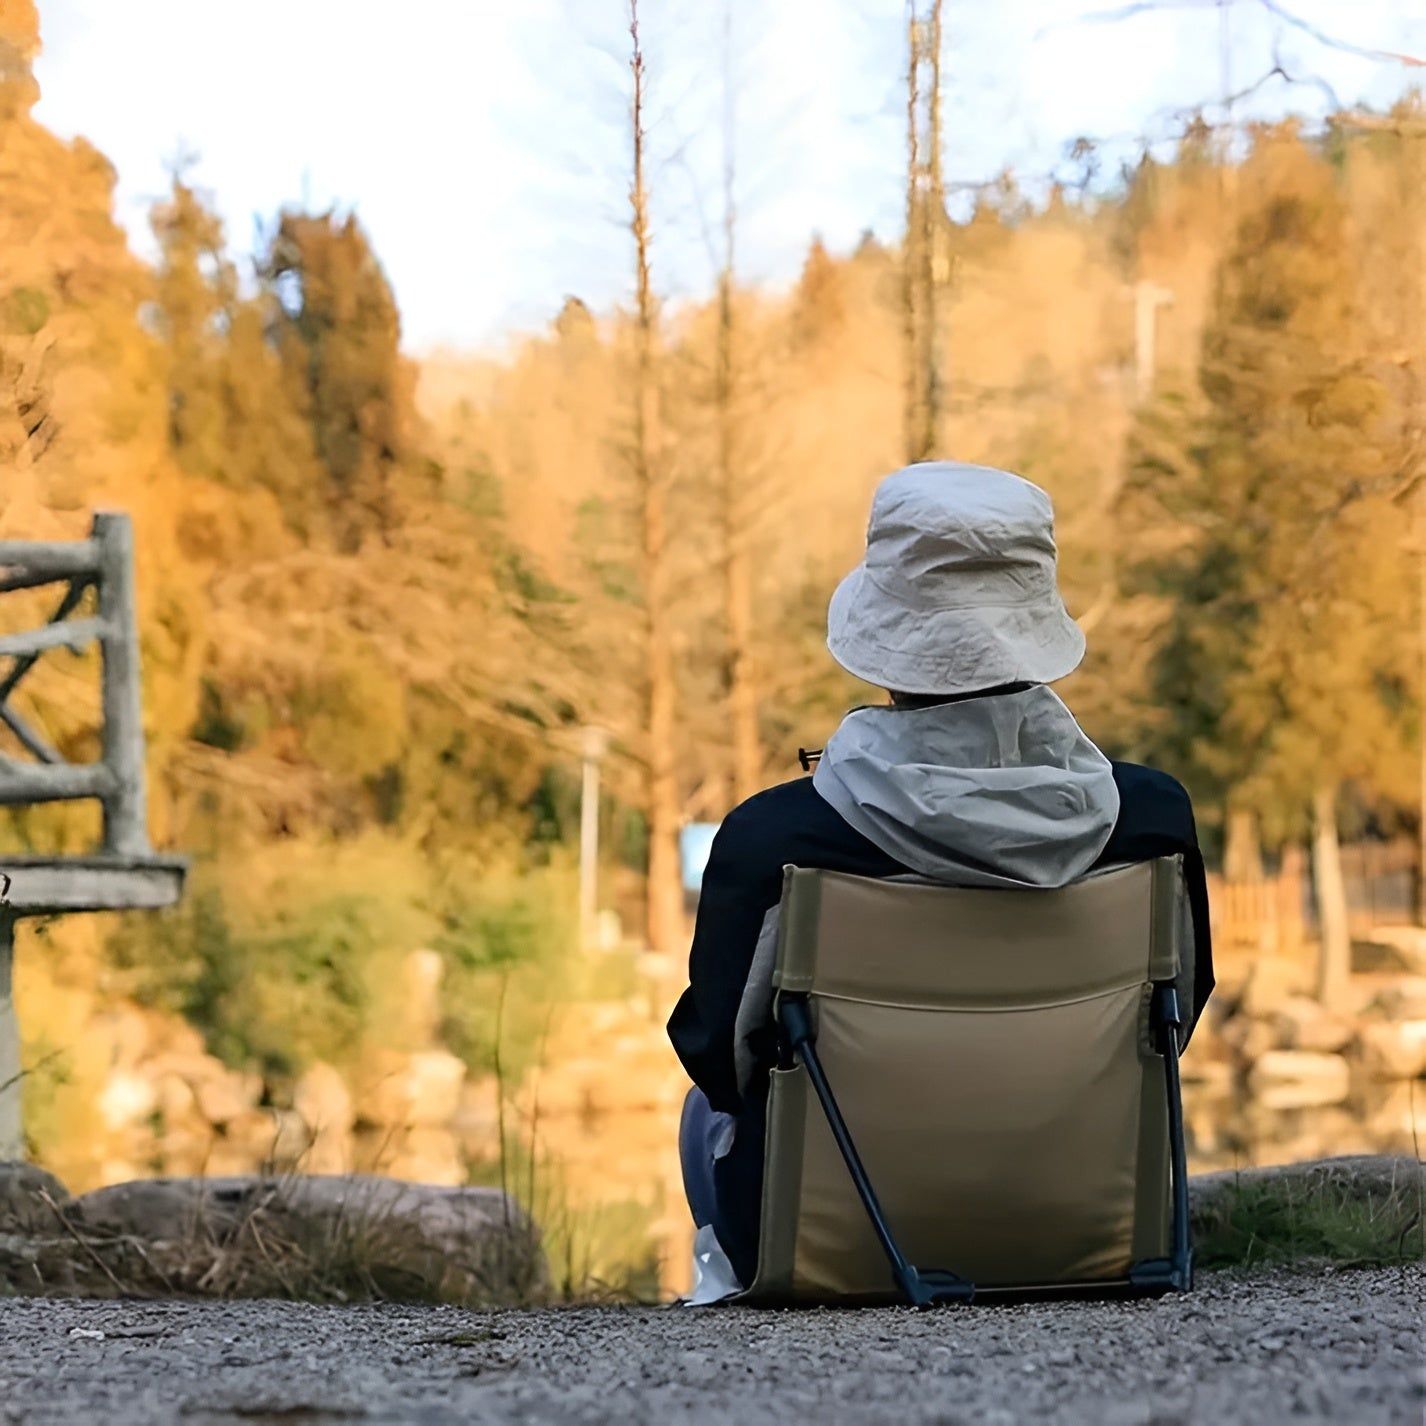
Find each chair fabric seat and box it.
[743,858,1185,1303]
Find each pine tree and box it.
[151,178,325,539]
[263,210,413,549]
[791,235,846,350]
[151,177,231,484]
[1133,124,1411,1002]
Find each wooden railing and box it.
[0,512,149,856]
[1210,841,1418,955]
[1209,872,1306,955]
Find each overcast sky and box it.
[31,0,1425,353]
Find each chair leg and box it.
[778,994,974,1307]
[1129,984,1194,1293]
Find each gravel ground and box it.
[0,1266,1420,1425]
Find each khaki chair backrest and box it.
[746,857,1185,1302]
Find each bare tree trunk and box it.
[718,69,764,815]
[1312,783,1351,1007]
[628,4,682,954]
[901,5,924,463]
[717,6,760,807]
[1278,842,1307,954]
[1223,805,1263,883]
[920,0,944,456]
[902,0,945,463]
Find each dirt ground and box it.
[0,1265,1420,1425]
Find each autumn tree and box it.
[1131,124,1412,1003]
[713,5,761,806]
[151,178,326,545]
[150,177,231,484]
[263,210,414,549]
[0,0,204,849]
[790,235,846,351]
[624,1,683,952]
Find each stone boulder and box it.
[1191,1153,1425,1246]
[1355,1020,1426,1081]
[1353,927,1426,976]
[1268,996,1353,1054]
[68,1173,544,1303]
[1364,975,1426,1022]
[355,1049,465,1129]
[0,1161,69,1234]
[1218,1012,1276,1065]
[1245,1050,1350,1109]
[293,1061,355,1137]
[1238,956,1306,1016]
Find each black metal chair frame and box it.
[776,981,1194,1308]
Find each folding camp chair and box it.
[741,857,1194,1306]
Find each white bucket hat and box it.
[827,461,1085,695]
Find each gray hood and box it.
[811,685,1119,888]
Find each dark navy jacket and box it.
[665,761,1213,1285]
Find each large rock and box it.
[1191,1153,1426,1249]
[141,1049,262,1127]
[356,1049,465,1128]
[96,1069,159,1132]
[1238,957,1306,1016]
[1353,927,1426,975]
[453,1075,501,1141]
[1180,1057,1234,1094]
[293,1061,355,1174]
[0,1161,70,1234]
[1355,1020,1426,1081]
[1364,975,1426,1022]
[1245,1050,1350,1109]
[224,1108,311,1165]
[293,1061,355,1136]
[1218,1012,1276,1065]
[1268,995,1353,1054]
[379,1127,465,1187]
[67,1173,544,1303]
[189,1064,263,1127]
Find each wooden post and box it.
[579,726,607,949]
[1312,784,1351,1007]
[0,909,19,1160]
[94,512,149,857]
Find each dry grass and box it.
[0,1173,548,1307]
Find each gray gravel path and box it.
[0,1266,1420,1425]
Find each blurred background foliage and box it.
[0,0,1421,1140]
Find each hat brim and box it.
[826,564,1087,696]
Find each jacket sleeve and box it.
[1105,762,1216,1039]
[665,795,790,1115]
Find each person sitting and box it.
[666,460,1212,1301]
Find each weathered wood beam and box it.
[0,911,18,1160]
[0,569,92,596]
[0,760,111,803]
[0,578,92,705]
[0,616,103,661]
[0,704,62,764]
[0,540,101,586]
[0,855,186,914]
[95,513,149,856]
